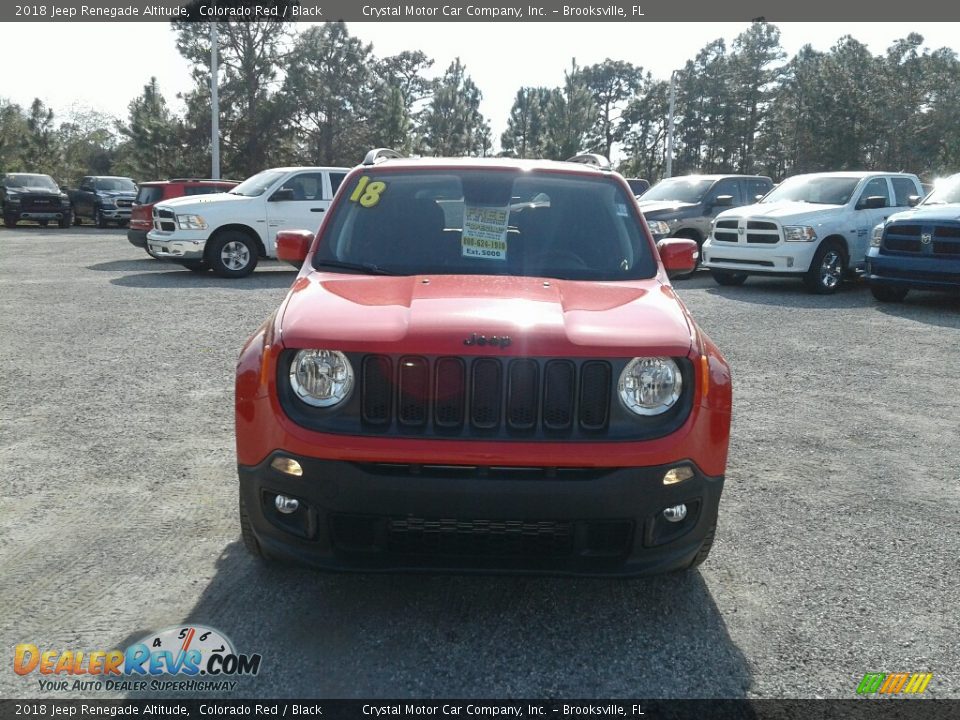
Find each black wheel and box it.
[207,231,258,278]
[38,220,49,227]
[804,240,847,294]
[73,212,82,225]
[181,260,209,273]
[59,214,72,228]
[239,492,266,559]
[4,216,16,229]
[710,269,748,286]
[687,525,716,570]
[870,284,909,303]
[95,207,108,229]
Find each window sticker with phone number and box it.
[462,205,508,260]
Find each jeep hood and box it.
[718,201,844,224]
[279,274,695,358]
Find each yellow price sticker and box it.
[349,176,387,208]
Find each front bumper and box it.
[9,209,69,221]
[239,453,723,576]
[702,238,819,274]
[866,252,960,293]
[145,230,207,261]
[100,207,131,221]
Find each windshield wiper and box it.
[314,260,401,276]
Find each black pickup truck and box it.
[67,176,138,228]
[1,173,73,228]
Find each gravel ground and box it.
[1,227,958,700]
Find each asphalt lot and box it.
[1,226,958,700]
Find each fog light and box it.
[270,456,303,477]
[274,495,300,514]
[662,466,694,485]
[663,504,687,523]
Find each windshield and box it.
[762,176,860,205]
[230,169,286,197]
[95,177,136,192]
[922,175,960,205]
[4,174,59,191]
[313,170,657,281]
[135,186,164,205]
[640,177,714,204]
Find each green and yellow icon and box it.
[856,672,933,695]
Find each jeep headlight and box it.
[783,225,818,242]
[646,220,672,236]
[289,349,354,408]
[176,214,208,230]
[618,357,682,416]
[871,223,884,248]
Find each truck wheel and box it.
[38,220,49,227]
[687,525,716,570]
[710,269,747,286]
[239,493,266,559]
[4,216,17,229]
[59,214,72,228]
[73,212,82,225]
[95,208,108,229]
[804,241,846,294]
[870,284,909,303]
[208,232,258,278]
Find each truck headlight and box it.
[783,225,818,242]
[176,214,208,230]
[646,220,673,237]
[289,350,354,408]
[871,224,884,248]
[100,197,117,208]
[618,357,682,416]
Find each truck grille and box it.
[883,223,960,256]
[361,355,612,435]
[21,195,67,212]
[152,207,176,232]
[713,218,781,244]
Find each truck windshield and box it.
[4,174,58,191]
[313,169,657,281]
[640,177,714,204]
[762,176,860,205]
[229,170,286,197]
[922,175,960,205]
[95,178,137,192]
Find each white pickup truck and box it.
[701,171,924,293]
[146,166,348,277]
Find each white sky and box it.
[2,21,960,151]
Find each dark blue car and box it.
[866,173,960,302]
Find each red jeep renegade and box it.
[235,150,732,576]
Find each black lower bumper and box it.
[127,229,148,248]
[238,454,724,576]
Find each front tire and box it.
[208,232,258,278]
[38,220,49,227]
[4,216,17,229]
[804,241,847,294]
[687,525,716,570]
[59,214,72,228]
[710,269,748,286]
[870,284,909,303]
[95,207,108,229]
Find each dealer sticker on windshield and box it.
[462,205,509,261]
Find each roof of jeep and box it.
[358,157,612,175]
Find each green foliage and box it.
[543,60,597,160]
[420,58,490,157]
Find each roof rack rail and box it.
[363,148,404,166]
[565,153,612,170]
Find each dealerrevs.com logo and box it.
[14,625,262,693]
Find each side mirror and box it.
[657,238,698,278]
[861,195,887,210]
[712,195,734,207]
[271,188,295,202]
[276,229,313,267]
[754,194,766,202]
[908,195,922,207]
